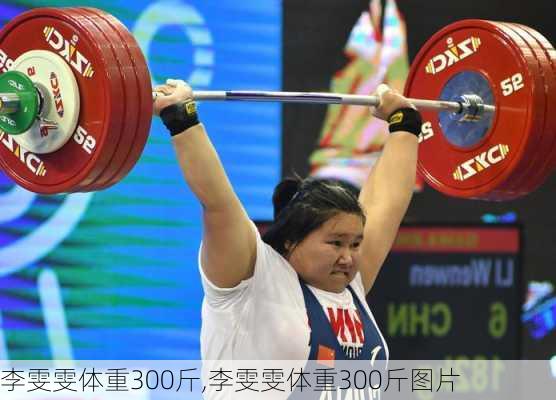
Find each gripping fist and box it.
[371,84,415,120]
[153,79,193,116]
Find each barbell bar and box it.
[0,87,493,119]
[192,91,494,116]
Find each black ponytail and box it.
[271,177,302,219]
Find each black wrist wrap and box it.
[387,107,422,137]
[160,101,200,136]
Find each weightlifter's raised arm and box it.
[153,80,257,289]
[358,85,420,292]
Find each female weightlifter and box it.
[152,80,420,363]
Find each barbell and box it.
[0,7,554,200]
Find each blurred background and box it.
[0,0,554,366]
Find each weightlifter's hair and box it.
[262,176,365,256]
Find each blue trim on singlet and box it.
[287,279,387,399]
[299,277,386,361]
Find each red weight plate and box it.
[85,8,152,189]
[50,8,127,191]
[0,8,124,194]
[498,24,549,198]
[66,8,140,192]
[484,23,547,199]
[405,19,543,200]
[514,24,556,181]
[503,24,556,196]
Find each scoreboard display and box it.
[367,225,521,360]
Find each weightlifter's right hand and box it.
[152,79,194,116]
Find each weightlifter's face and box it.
[286,212,364,293]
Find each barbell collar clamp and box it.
[0,93,20,115]
[0,89,45,117]
[457,94,487,121]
